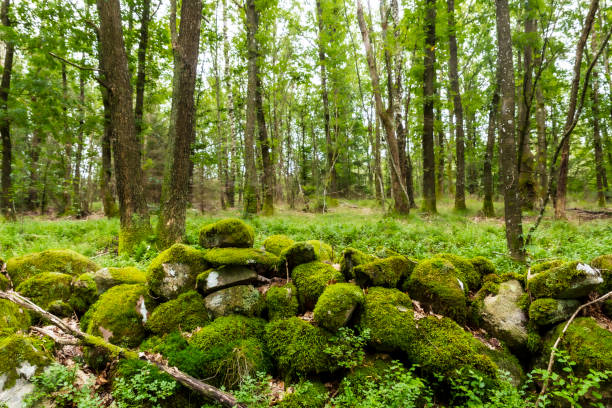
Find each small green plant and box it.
[324,327,370,371]
[232,372,272,408]
[111,366,176,408]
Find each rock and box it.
[529,298,580,326]
[292,261,344,310]
[339,247,376,281]
[590,254,612,293]
[265,317,335,378]
[83,284,154,347]
[373,247,401,258]
[196,266,258,296]
[530,260,564,275]
[0,334,52,408]
[406,257,468,323]
[313,283,364,332]
[92,267,146,294]
[0,275,9,291]
[6,249,100,287]
[354,256,416,289]
[265,283,299,321]
[359,287,415,352]
[203,284,264,319]
[147,244,208,300]
[146,291,209,335]
[0,300,30,334]
[479,280,528,349]
[203,248,279,276]
[198,218,255,249]
[16,272,74,317]
[470,256,496,276]
[70,273,98,315]
[279,240,333,271]
[263,234,295,256]
[527,261,603,299]
[435,253,482,291]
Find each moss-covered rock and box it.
[530,260,564,275]
[339,247,377,281]
[337,355,395,398]
[203,284,264,319]
[265,317,335,378]
[196,266,257,296]
[263,234,295,256]
[292,261,344,310]
[84,284,154,348]
[6,249,100,287]
[313,283,364,332]
[478,280,528,349]
[470,256,496,276]
[146,244,208,300]
[70,273,98,315]
[16,272,74,317]
[359,287,415,352]
[189,315,266,350]
[373,247,401,258]
[265,283,299,321]
[278,381,328,408]
[279,241,333,272]
[436,253,481,291]
[199,218,255,249]
[92,267,146,294]
[481,343,525,386]
[0,274,9,291]
[407,257,468,323]
[146,291,209,335]
[203,247,279,276]
[528,298,580,326]
[527,261,603,299]
[354,256,415,289]
[590,254,612,293]
[0,299,30,335]
[0,334,52,393]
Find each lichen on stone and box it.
[203,284,264,319]
[0,334,52,391]
[313,283,364,332]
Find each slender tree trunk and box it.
[256,60,274,215]
[422,0,437,213]
[590,31,607,207]
[535,82,547,201]
[0,0,14,219]
[134,0,150,140]
[223,0,236,207]
[374,115,383,202]
[73,69,85,216]
[244,0,260,214]
[158,0,203,248]
[496,0,525,260]
[96,0,151,253]
[61,62,72,214]
[435,104,444,198]
[99,82,118,218]
[404,87,416,208]
[27,126,41,211]
[482,77,500,217]
[213,5,227,210]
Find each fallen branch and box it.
[535,290,612,405]
[0,290,245,408]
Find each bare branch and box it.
[48,52,99,72]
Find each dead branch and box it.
[0,290,245,408]
[48,52,99,71]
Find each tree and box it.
[590,30,608,207]
[421,0,437,213]
[158,0,203,247]
[482,72,499,217]
[0,0,14,219]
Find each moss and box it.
[278,381,328,408]
[93,266,146,294]
[189,315,266,350]
[436,253,481,291]
[0,274,9,291]
[16,272,73,316]
[590,254,612,292]
[263,234,296,256]
[203,247,279,275]
[85,284,154,348]
[530,260,563,275]
[146,244,208,299]
[118,215,152,255]
[483,273,502,284]
[516,293,531,312]
[266,283,299,321]
[0,299,30,334]
[359,287,415,352]
[6,249,100,287]
[529,298,580,327]
[198,218,255,249]
[373,247,401,258]
[306,240,333,261]
[0,334,52,390]
[313,283,364,332]
[146,291,209,335]
[526,322,542,353]
[70,273,98,315]
[470,256,496,276]
[292,261,344,310]
[339,247,377,281]
[354,256,416,289]
[480,343,524,386]
[603,299,612,319]
[407,258,468,323]
[280,241,333,271]
[264,317,335,378]
[527,261,603,299]
[337,355,395,397]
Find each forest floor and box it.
[1,196,609,274]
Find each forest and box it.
[0,0,611,406]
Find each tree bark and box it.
[96,0,151,253]
[243,0,259,214]
[590,31,608,207]
[422,0,437,213]
[99,79,118,218]
[535,82,547,201]
[0,0,14,219]
[256,51,274,214]
[134,0,150,140]
[73,69,85,216]
[61,62,72,215]
[158,0,203,248]
[223,0,236,207]
[482,76,500,217]
[495,0,525,261]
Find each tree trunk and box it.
[482,76,500,217]
[158,0,203,248]
[134,0,150,140]
[435,104,444,198]
[223,0,236,207]
[61,62,72,215]
[0,0,13,219]
[256,55,274,215]
[422,0,437,213]
[495,0,525,261]
[243,0,259,214]
[99,82,118,218]
[404,87,416,208]
[96,0,151,253]
[374,115,383,203]
[447,0,465,211]
[590,31,608,207]
[73,69,85,216]
[535,82,547,201]
[213,6,227,210]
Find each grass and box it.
[0,196,609,275]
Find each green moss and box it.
[407,258,468,323]
[263,234,296,256]
[16,272,73,316]
[306,240,333,261]
[93,266,146,294]
[339,247,377,281]
[264,317,335,378]
[527,261,603,299]
[280,241,333,271]
[85,284,153,348]
[203,247,279,273]
[278,381,328,408]
[603,299,612,319]
[530,260,563,275]
[198,218,255,249]
[337,355,395,397]
[0,334,52,390]
[6,249,100,287]
[313,283,364,332]
[70,273,98,315]
[526,322,542,353]
[516,293,531,312]
[359,287,415,352]
[373,247,401,258]
[266,283,299,321]
[189,315,266,350]
[470,256,496,276]
[480,343,524,386]
[147,291,209,335]
[292,261,344,310]
[0,299,30,334]
[529,298,580,327]
[436,253,481,291]
[118,215,152,255]
[146,244,208,299]
[0,274,9,291]
[483,273,502,284]
[590,254,612,292]
[48,300,74,316]
[354,256,416,289]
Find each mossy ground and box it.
[0,299,31,334]
[339,247,376,280]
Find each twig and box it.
[31,327,79,345]
[48,52,99,71]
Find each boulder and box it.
[590,254,612,293]
[0,300,30,335]
[292,261,344,310]
[146,244,208,300]
[198,218,254,249]
[203,284,264,319]
[479,280,528,349]
[6,249,99,287]
[339,247,376,281]
[0,275,9,291]
[530,260,564,275]
[527,261,603,299]
[279,240,333,271]
[265,283,299,321]
[263,234,295,256]
[16,272,74,317]
[146,291,209,335]
[196,266,258,296]
[354,256,416,289]
[470,256,496,276]
[313,283,364,332]
[436,253,481,291]
[92,267,146,294]
[70,273,98,315]
[528,298,580,326]
[203,248,279,276]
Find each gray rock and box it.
[529,298,580,326]
[196,266,258,295]
[92,267,146,294]
[527,261,603,299]
[204,285,264,319]
[480,280,528,349]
